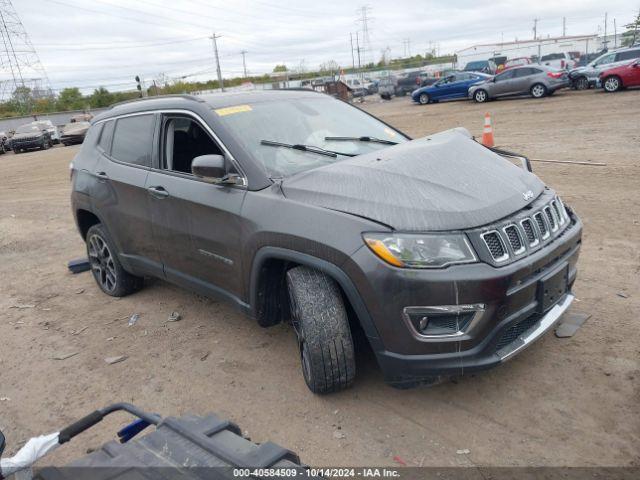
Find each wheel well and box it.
[253,258,363,336]
[76,209,100,239]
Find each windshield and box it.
[214,96,409,178]
[465,61,486,70]
[15,124,40,134]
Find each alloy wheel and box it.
[575,77,588,90]
[604,77,620,92]
[531,84,546,98]
[419,93,429,105]
[88,234,117,292]
[474,90,487,103]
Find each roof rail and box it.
[109,94,202,109]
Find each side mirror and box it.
[0,429,5,456]
[192,154,226,181]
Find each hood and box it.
[63,124,89,135]
[13,131,44,139]
[281,128,545,231]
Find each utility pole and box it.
[533,18,539,40]
[240,50,248,78]
[210,32,224,91]
[355,31,362,83]
[350,33,355,69]
[562,17,566,36]
[603,12,608,49]
[613,18,617,48]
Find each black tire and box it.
[530,83,547,98]
[86,223,143,297]
[603,75,621,92]
[473,89,488,103]
[574,76,589,90]
[286,266,355,394]
[418,93,430,105]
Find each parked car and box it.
[0,131,9,153]
[60,121,91,145]
[489,56,508,72]
[378,75,397,99]
[598,58,640,92]
[11,123,53,153]
[31,119,61,144]
[395,71,436,96]
[71,90,582,393]
[568,46,640,90]
[540,52,576,70]
[469,65,569,102]
[463,60,497,74]
[503,57,534,70]
[411,71,491,104]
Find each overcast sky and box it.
[13,0,638,93]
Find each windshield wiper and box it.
[260,140,355,157]
[324,136,398,145]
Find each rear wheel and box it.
[86,224,143,297]
[574,76,589,90]
[530,83,547,98]
[286,266,355,394]
[418,93,430,105]
[603,76,621,92]
[473,89,488,103]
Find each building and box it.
[456,34,624,68]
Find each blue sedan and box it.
[411,72,492,104]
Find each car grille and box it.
[495,314,540,351]
[481,196,570,263]
[15,136,39,142]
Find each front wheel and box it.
[286,266,355,394]
[530,83,547,98]
[418,93,430,105]
[574,76,589,90]
[86,224,143,297]
[603,76,621,92]
[473,89,488,103]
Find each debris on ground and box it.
[332,430,346,440]
[392,455,407,466]
[67,258,91,274]
[616,292,629,298]
[456,449,471,455]
[75,288,85,294]
[52,351,80,360]
[104,355,128,365]
[128,313,140,327]
[167,311,182,322]
[9,304,35,309]
[0,397,10,402]
[555,312,591,338]
[70,326,88,335]
[200,351,210,361]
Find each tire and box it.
[574,76,589,90]
[86,223,143,297]
[286,266,355,394]
[530,83,547,98]
[473,89,488,103]
[603,76,621,92]
[418,93,430,105]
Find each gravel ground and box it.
[0,88,638,468]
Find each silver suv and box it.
[469,65,569,102]
[568,46,640,90]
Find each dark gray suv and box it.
[71,90,582,393]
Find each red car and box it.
[599,59,640,92]
[502,57,533,71]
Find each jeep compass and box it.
[70,90,582,393]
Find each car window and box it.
[541,53,564,61]
[495,70,515,81]
[162,115,223,175]
[111,114,155,167]
[615,50,640,62]
[514,68,535,77]
[593,53,615,66]
[98,120,114,153]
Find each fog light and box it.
[402,304,485,339]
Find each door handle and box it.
[95,171,108,180]
[147,186,169,199]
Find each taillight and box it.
[547,71,563,79]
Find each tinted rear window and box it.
[541,53,564,61]
[111,115,155,167]
[616,49,640,61]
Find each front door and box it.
[491,69,517,96]
[146,113,247,302]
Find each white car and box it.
[31,120,60,144]
[540,52,577,71]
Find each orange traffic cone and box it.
[481,113,495,147]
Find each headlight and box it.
[363,233,477,269]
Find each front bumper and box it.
[12,139,44,150]
[61,134,85,145]
[343,207,582,385]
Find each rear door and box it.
[511,67,536,93]
[91,113,161,276]
[145,112,247,302]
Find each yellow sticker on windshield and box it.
[215,104,252,116]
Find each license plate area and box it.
[537,265,569,313]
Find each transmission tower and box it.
[356,5,373,66]
[0,0,51,111]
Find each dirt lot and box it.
[0,88,638,468]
